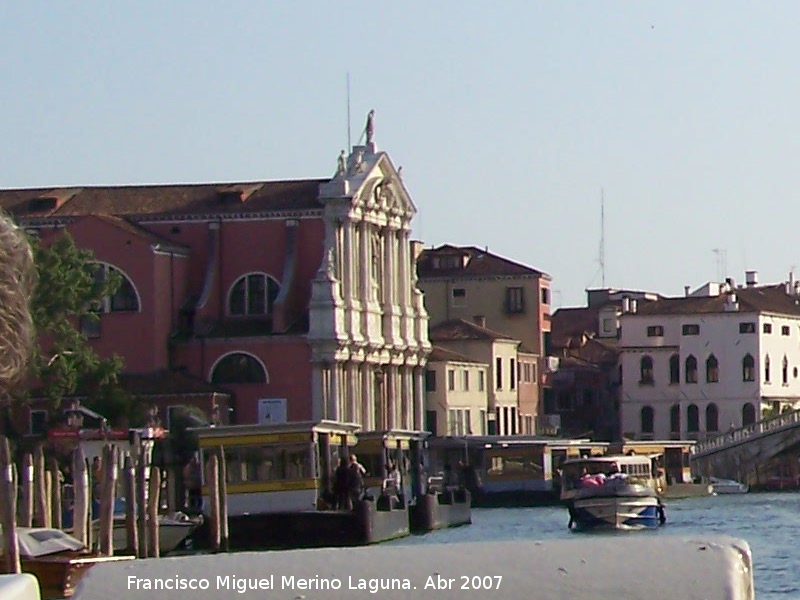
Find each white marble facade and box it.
[308,137,431,432]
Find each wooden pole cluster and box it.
[0,435,20,574]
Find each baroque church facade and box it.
[0,116,430,433]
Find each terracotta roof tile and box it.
[417,244,549,279]
[633,284,800,317]
[0,179,327,220]
[428,345,486,364]
[429,319,519,343]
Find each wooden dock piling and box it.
[217,446,229,552]
[147,468,160,558]
[0,435,20,574]
[123,453,139,556]
[72,446,90,547]
[205,453,221,551]
[33,444,49,528]
[19,452,33,527]
[98,444,118,556]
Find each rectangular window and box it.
[479,409,487,435]
[448,369,455,391]
[455,410,464,436]
[478,370,485,391]
[739,322,756,334]
[425,410,438,435]
[451,288,466,307]
[782,325,791,336]
[30,410,48,435]
[505,287,525,314]
[646,325,664,337]
[462,370,470,391]
[541,287,550,305]
[602,317,615,334]
[425,370,437,392]
[510,359,516,390]
[682,324,700,336]
[465,409,472,435]
[448,409,457,435]
[763,323,772,334]
[496,357,503,390]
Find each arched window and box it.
[91,263,140,312]
[229,273,280,316]
[782,355,788,385]
[742,354,756,382]
[742,403,756,426]
[706,403,719,432]
[641,406,654,434]
[687,404,699,433]
[640,355,654,384]
[706,355,719,383]
[765,355,771,383]
[669,354,680,384]
[685,355,698,384]
[670,404,680,435]
[211,352,267,384]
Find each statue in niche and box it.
[365,109,375,145]
[336,150,346,177]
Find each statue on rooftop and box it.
[336,150,347,177]
[365,109,375,145]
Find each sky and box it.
[1,2,799,308]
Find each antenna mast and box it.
[600,188,606,288]
[346,72,352,150]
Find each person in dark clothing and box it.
[348,454,366,505]
[333,457,352,510]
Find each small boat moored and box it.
[710,477,749,495]
[560,455,667,532]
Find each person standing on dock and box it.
[348,454,366,505]
[334,458,351,510]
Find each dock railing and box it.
[692,407,800,456]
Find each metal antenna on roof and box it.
[599,189,606,288]
[346,72,352,150]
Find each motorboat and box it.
[560,455,666,531]
[709,477,749,495]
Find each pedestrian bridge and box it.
[690,408,800,481]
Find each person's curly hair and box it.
[0,211,36,390]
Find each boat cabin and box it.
[353,430,425,500]
[194,420,359,516]
[560,454,666,501]
[608,440,695,485]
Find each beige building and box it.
[425,346,490,436]
[430,319,524,435]
[417,244,551,424]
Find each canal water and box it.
[388,492,799,598]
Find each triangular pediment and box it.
[318,146,416,220]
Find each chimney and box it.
[745,270,758,287]
[725,277,734,292]
[621,296,630,313]
[473,315,486,328]
[630,299,638,314]
[724,291,739,312]
[787,272,795,295]
[684,285,691,297]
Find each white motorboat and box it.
[709,477,749,494]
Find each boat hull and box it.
[191,499,409,551]
[569,484,664,531]
[20,553,134,599]
[409,491,471,533]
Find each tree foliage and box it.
[25,232,126,413]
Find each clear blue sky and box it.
[1,2,798,307]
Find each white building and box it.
[620,274,800,441]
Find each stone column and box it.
[397,229,409,307]
[345,362,357,423]
[328,363,340,422]
[399,365,410,431]
[342,220,353,300]
[360,221,371,302]
[413,366,426,432]
[311,363,324,421]
[382,227,395,306]
[387,365,397,430]
[361,364,373,431]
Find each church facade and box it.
[0,120,430,432]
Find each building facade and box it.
[424,346,489,436]
[620,275,800,441]
[416,245,551,423]
[1,128,430,432]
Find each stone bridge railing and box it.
[692,408,800,457]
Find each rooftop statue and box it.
[365,109,375,145]
[336,150,347,177]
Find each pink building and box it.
[0,135,430,432]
